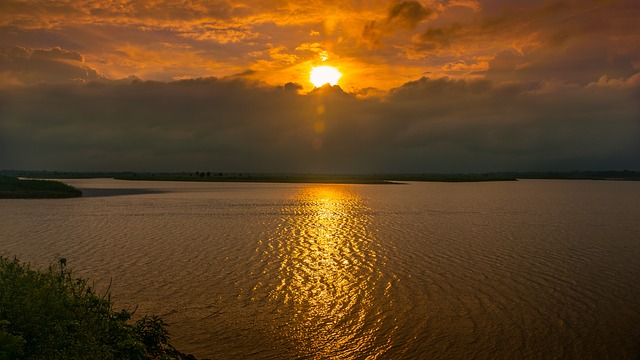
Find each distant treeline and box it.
[114,173,399,184]
[387,170,640,182]
[1,170,639,184]
[0,176,82,198]
[497,170,640,181]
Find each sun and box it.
[310,66,342,87]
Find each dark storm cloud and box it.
[1,74,638,173]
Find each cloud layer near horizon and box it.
[1,75,638,173]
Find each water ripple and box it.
[2,180,640,359]
[247,185,394,359]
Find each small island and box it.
[0,176,82,199]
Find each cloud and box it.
[0,2,638,174]
[411,23,463,51]
[388,1,433,28]
[2,1,637,90]
[0,46,107,86]
[0,0,235,29]
[1,73,638,173]
[363,1,434,46]
[483,37,639,85]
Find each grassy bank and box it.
[0,256,195,359]
[0,176,82,199]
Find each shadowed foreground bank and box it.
[0,176,82,198]
[0,256,197,359]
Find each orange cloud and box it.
[0,0,638,90]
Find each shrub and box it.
[0,256,193,359]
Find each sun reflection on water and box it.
[253,185,392,358]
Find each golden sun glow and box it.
[310,66,342,87]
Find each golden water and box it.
[1,179,639,359]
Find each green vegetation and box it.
[0,176,82,199]
[0,256,195,359]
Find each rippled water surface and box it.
[1,179,639,359]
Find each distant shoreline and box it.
[1,171,518,184]
[2,170,639,185]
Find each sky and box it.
[1,0,639,173]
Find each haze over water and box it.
[1,179,639,359]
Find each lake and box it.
[1,179,639,359]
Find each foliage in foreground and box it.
[0,176,82,198]
[0,257,195,359]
